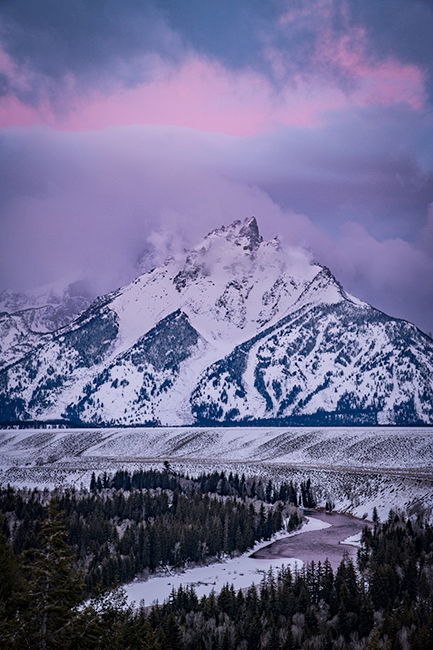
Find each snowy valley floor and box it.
[0,425,432,523]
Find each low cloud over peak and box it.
[0,117,432,334]
[0,2,432,337]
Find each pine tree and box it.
[0,524,23,649]
[88,587,134,650]
[133,621,162,649]
[163,612,183,650]
[14,500,87,650]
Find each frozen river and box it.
[124,511,367,607]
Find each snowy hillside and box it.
[0,312,51,371]
[0,280,93,370]
[0,218,432,426]
[1,426,432,521]
[192,292,433,426]
[2,425,431,472]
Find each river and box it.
[251,510,370,570]
[124,511,369,606]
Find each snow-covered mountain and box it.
[1,218,432,426]
[0,280,93,370]
[0,279,93,332]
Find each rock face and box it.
[0,217,432,426]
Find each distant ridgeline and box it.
[1,218,432,427]
[0,419,82,429]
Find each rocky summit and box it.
[1,217,432,426]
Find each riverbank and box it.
[123,511,369,606]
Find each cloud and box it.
[0,125,283,294]
[319,221,433,336]
[341,0,433,100]
[0,52,426,137]
[222,104,433,242]
[0,0,184,106]
[0,112,432,334]
[0,0,432,112]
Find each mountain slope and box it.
[0,217,432,426]
[0,280,94,371]
[191,298,433,426]
[0,312,52,371]
[0,280,93,333]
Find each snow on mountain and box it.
[0,312,52,371]
[0,279,93,332]
[191,287,433,426]
[0,217,432,425]
[0,279,94,370]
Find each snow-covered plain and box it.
[1,425,432,471]
[124,516,330,606]
[0,425,432,522]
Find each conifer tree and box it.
[0,524,23,649]
[14,500,86,650]
[163,612,183,650]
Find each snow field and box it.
[1,426,432,522]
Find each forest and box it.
[0,469,432,649]
[0,468,302,594]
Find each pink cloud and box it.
[0,96,43,128]
[0,49,426,135]
[314,20,426,109]
[0,56,339,134]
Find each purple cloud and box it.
[0,106,432,335]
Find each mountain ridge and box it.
[1,217,432,426]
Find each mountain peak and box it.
[207,216,263,253]
[238,216,262,251]
[2,216,432,428]
[173,217,268,293]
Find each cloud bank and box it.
[1,112,432,334]
[0,1,432,335]
[1,1,433,104]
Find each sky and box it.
[0,0,433,335]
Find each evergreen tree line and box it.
[145,511,433,650]
[89,467,305,506]
[1,504,432,649]
[0,469,302,594]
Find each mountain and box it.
[0,279,94,332]
[0,280,94,370]
[1,217,432,426]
